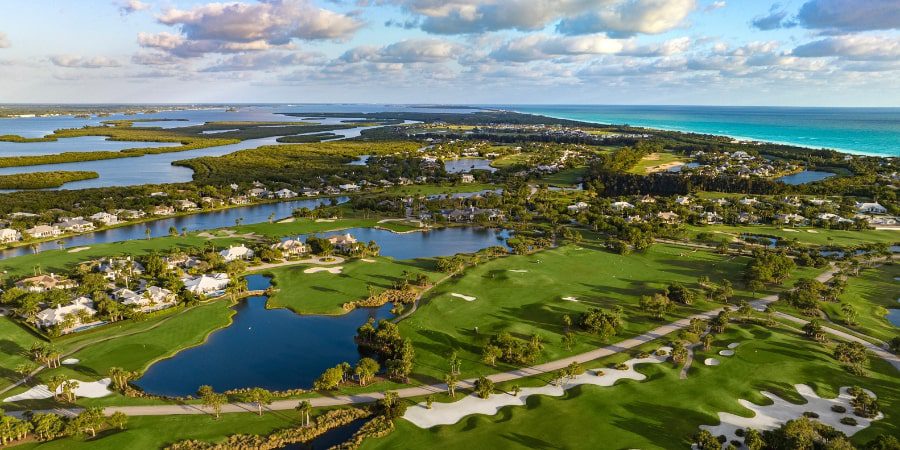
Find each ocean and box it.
[497,105,900,157]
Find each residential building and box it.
[272,239,307,256]
[152,205,175,216]
[611,201,634,211]
[656,211,680,224]
[15,273,77,292]
[53,217,95,233]
[855,202,887,214]
[175,199,199,211]
[25,225,61,239]
[220,244,254,262]
[89,212,119,226]
[0,228,22,243]
[35,297,97,330]
[182,273,230,295]
[460,174,475,183]
[327,233,358,251]
[273,189,298,199]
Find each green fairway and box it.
[685,224,899,247]
[627,151,688,174]
[539,166,587,186]
[365,323,899,450]
[0,317,46,386]
[400,241,823,383]
[265,257,440,315]
[822,264,899,342]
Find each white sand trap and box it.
[704,358,720,366]
[781,228,799,232]
[700,385,882,441]
[304,266,343,274]
[61,358,79,365]
[727,342,740,349]
[806,230,819,233]
[508,269,528,273]
[315,218,335,222]
[561,296,579,302]
[360,258,376,263]
[404,347,672,428]
[4,378,112,402]
[67,247,90,253]
[450,293,476,302]
[719,349,735,356]
[277,218,295,223]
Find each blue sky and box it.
[0,0,897,105]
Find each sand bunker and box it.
[277,218,295,223]
[700,385,882,441]
[781,229,799,232]
[360,258,376,263]
[806,230,819,233]
[4,378,112,402]
[727,343,740,349]
[304,266,343,274]
[561,296,579,302]
[450,293,476,302]
[508,269,528,273]
[404,347,672,428]
[67,247,90,253]
[719,349,735,356]
[61,358,79,365]
[704,358,720,366]
[315,218,336,223]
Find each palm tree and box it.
[145,228,151,240]
[444,373,458,399]
[295,400,312,427]
[841,303,858,326]
[56,240,65,250]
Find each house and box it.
[201,197,224,207]
[323,186,341,195]
[567,202,589,214]
[89,212,119,226]
[97,258,144,281]
[15,273,77,292]
[149,191,168,197]
[25,225,61,239]
[700,211,723,224]
[817,213,853,224]
[165,254,200,270]
[327,233,358,251]
[611,201,634,211]
[444,207,504,222]
[273,189,298,199]
[116,287,175,312]
[338,183,360,191]
[855,202,887,214]
[229,196,251,205]
[459,174,475,184]
[182,273,230,296]
[738,198,758,206]
[175,199,199,211]
[272,239,307,256]
[0,228,22,243]
[116,209,145,220]
[247,188,269,198]
[675,196,692,206]
[35,297,97,331]
[639,195,656,204]
[152,205,175,216]
[776,213,807,225]
[53,217,95,233]
[220,245,254,262]
[656,211,680,224]
[300,188,320,197]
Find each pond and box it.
[0,136,181,157]
[887,308,900,327]
[134,274,394,396]
[0,197,348,260]
[278,418,368,450]
[776,170,836,185]
[667,162,700,173]
[443,158,497,173]
[297,227,511,260]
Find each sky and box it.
[0,0,897,106]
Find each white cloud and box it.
[620,36,691,57]
[793,35,900,61]
[202,51,325,71]
[705,1,725,12]
[118,0,150,16]
[339,39,461,63]
[557,0,697,37]
[489,34,626,62]
[0,32,9,48]
[50,55,121,68]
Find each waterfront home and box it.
[273,189,298,199]
[25,225,61,239]
[339,183,360,191]
[220,244,255,262]
[272,239,307,256]
[300,187,320,197]
[323,186,341,195]
[175,199,199,211]
[444,207,504,222]
[567,202,589,213]
[89,212,119,226]
[53,217,95,233]
[116,209,145,220]
[327,233,358,251]
[0,228,22,243]
[611,201,634,211]
[97,257,144,281]
[152,205,175,216]
[657,211,680,224]
[229,196,251,205]
[248,188,269,198]
[855,202,887,214]
[460,174,475,183]
[16,273,77,292]
[201,197,224,207]
[115,286,176,312]
[35,297,97,331]
[182,273,230,296]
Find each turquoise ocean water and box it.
[498,105,899,157]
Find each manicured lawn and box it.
[400,241,823,383]
[539,167,587,186]
[265,257,440,315]
[0,317,46,386]
[628,151,688,174]
[822,264,899,342]
[685,224,899,247]
[365,323,899,450]
[490,154,530,168]
[380,183,498,197]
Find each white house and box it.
[15,274,77,292]
[220,245,254,262]
[567,202,589,213]
[657,211,680,224]
[0,228,22,243]
[89,212,119,226]
[738,198,758,206]
[35,297,97,330]
[175,199,199,211]
[273,189,297,199]
[855,202,887,214]
[116,287,176,312]
[675,196,692,206]
[459,174,475,184]
[611,201,634,211]
[338,183,360,191]
[152,205,175,216]
[182,273,230,295]
[272,239,307,256]
[327,233,358,251]
[25,225,61,239]
[53,217,95,233]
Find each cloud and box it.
[751,4,796,30]
[338,39,460,63]
[796,0,900,32]
[118,0,150,15]
[620,36,691,57]
[705,1,725,12]
[557,0,697,37]
[792,35,900,61]
[50,55,121,68]
[137,31,276,58]
[489,34,626,62]
[0,32,8,48]
[202,51,325,71]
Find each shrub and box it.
[734,428,745,437]
[803,411,819,418]
[615,363,628,370]
[831,405,847,413]
[840,417,858,426]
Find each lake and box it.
[0,197,348,260]
[298,227,511,260]
[776,170,836,185]
[0,136,180,156]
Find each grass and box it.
[264,257,440,315]
[627,151,688,174]
[0,317,45,386]
[365,323,899,450]
[399,240,823,383]
[821,264,899,343]
[684,224,900,247]
[380,183,497,197]
[539,167,587,186]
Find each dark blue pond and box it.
[887,309,899,327]
[0,197,348,260]
[279,418,367,450]
[135,275,393,396]
[776,170,836,185]
[300,227,511,260]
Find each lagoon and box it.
[776,170,836,185]
[299,227,511,260]
[0,136,181,157]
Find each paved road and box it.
[15,263,898,418]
